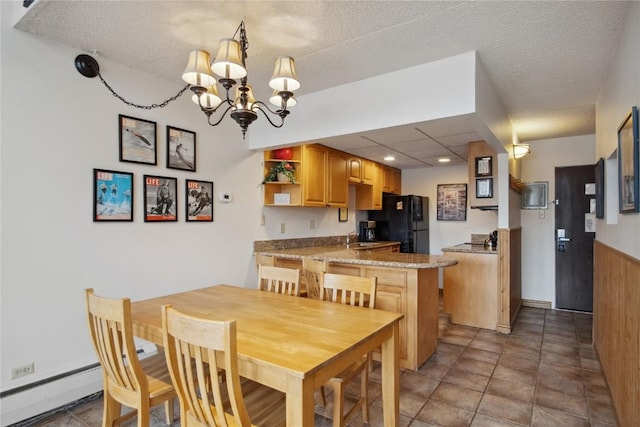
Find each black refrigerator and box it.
[368,194,429,254]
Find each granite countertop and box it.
[441,243,498,255]
[255,245,458,269]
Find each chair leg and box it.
[332,382,345,427]
[319,385,327,406]
[102,391,120,427]
[137,401,150,427]
[164,399,174,424]
[361,368,369,423]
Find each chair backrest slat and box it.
[258,265,301,296]
[322,273,377,309]
[85,289,145,394]
[302,257,327,300]
[162,304,252,427]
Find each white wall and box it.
[402,165,499,254]
[0,3,355,423]
[595,1,640,259]
[519,135,596,306]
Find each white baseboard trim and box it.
[0,365,103,426]
[522,299,552,309]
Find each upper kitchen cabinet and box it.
[468,140,498,209]
[349,157,376,186]
[382,165,402,195]
[263,147,302,206]
[301,145,348,208]
[355,161,382,210]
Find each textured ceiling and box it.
[15,1,629,169]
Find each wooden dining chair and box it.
[258,265,301,296]
[302,256,327,300]
[161,304,286,427]
[85,288,176,427]
[320,273,378,427]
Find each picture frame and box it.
[167,126,196,172]
[93,168,133,222]
[521,181,548,209]
[476,178,493,199]
[143,175,177,222]
[119,115,157,165]
[186,179,213,222]
[475,156,492,177]
[595,158,605,219]
[617,106,639,213]
[338,207,348,222]
[436,183,467,221]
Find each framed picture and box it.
[436,183,467,221]
[595,158,605,219]
[119,115,157,165]
[521,181,548,209]
[475,156,492,177]
[338,207,348,222]
[617,106,639,213]
[93,168,133,222]
[476,178,493,199]
[167,126,196,172]
[143,175,177,222]
[186,179,213,222]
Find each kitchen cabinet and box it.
[355,162,382,210]
[382,165,402,194]
[301,145,348,208]
[262,148,302,206]
[262,144,392,208]
[442,250,498,329]
[468,140,498,209]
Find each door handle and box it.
[558,237,572,242]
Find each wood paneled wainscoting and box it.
[497,227,522,333]
[593,240,640,426]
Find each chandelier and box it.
[74,20,300,139]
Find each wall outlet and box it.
[12,362,34,379]
[309,219,315,229]
[280,223,285,234]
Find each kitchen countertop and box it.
[441,243,498,255]
[255,244,458,269]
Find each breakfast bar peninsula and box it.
[254,237,458,371]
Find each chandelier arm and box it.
[206,105,234,127]
[98,73,189,109]
[254,104,286,128]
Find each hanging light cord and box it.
[98,72,190,110]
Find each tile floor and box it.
[15,303,619,426]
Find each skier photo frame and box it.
[143,175,177,222]
[119,114,157,165]
[93,168,133,222]
[185,179,213,222]
[167,125,196,172]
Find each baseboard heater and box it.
[1,349,146,426]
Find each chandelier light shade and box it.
[182,50,216,87]
[73,20,299,139]
[513,143,531,159]
[211,39,247,80]
[270,56,300,92]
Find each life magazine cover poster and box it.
[94,169,133,221]
[168,126,196,172]
[144,175,177,221]
[186,180,213,221]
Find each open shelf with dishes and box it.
[263,147,302,206]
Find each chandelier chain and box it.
[98,73,190,109]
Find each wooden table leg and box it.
[286,374,315,426]
[381,322,400,426]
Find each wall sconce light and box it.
[513,143,531,159]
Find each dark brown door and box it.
[555,165,595,311]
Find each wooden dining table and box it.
[130,284,403,426]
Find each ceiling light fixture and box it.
[513,143,531,159]
[438,158,451,163]
[384,155,396,161]
[73,20,299,140]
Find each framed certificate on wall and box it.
[476,178,493,198]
